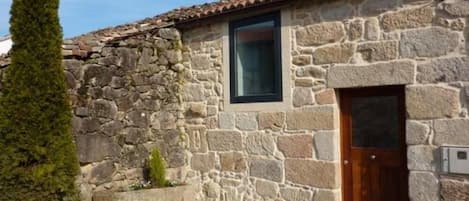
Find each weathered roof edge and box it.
[1,0,293,63]
[70,0,291,43]
[0,35,11,42]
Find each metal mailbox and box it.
[442,146,469,175]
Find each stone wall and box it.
[0,28,190,201]
[181,0,469,201]
[0,0,468,200]
[66,28,190,200]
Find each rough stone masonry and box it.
[181,0,469,201]
[66,29,189,201]
[0,0,469,201]
[2,28,190,201]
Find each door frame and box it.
[339,86,408,201]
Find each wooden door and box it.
[341,86,408,201]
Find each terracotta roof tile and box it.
[4,1,294,62]
[72,0,290,43]
[143,0,291,25]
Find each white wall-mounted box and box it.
[442,146,469,175]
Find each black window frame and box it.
[229,11,283,104]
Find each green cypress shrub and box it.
[149,149,168,188]
[0,0,79,200]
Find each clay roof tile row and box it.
[143,0,290,25]
[71,0,289,42]
[1,0,291,62]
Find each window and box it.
[229,12,282,103]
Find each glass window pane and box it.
[234,20,275,97]
[351,96,399,149]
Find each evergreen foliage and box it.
[149,149,168,188]
[0,0,80,200]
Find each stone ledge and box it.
[93,185,199,201]
[327,61,415,88]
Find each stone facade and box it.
[180,0,469,201]
[0,0,468,201]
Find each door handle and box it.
[344,160,349,165]
[370,155,376,160]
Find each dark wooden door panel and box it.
[371,165,402,201]
[341,86,409,201]
[352,160,368,201]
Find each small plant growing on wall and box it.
[127,148,181,191]
[149,148,168,188]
